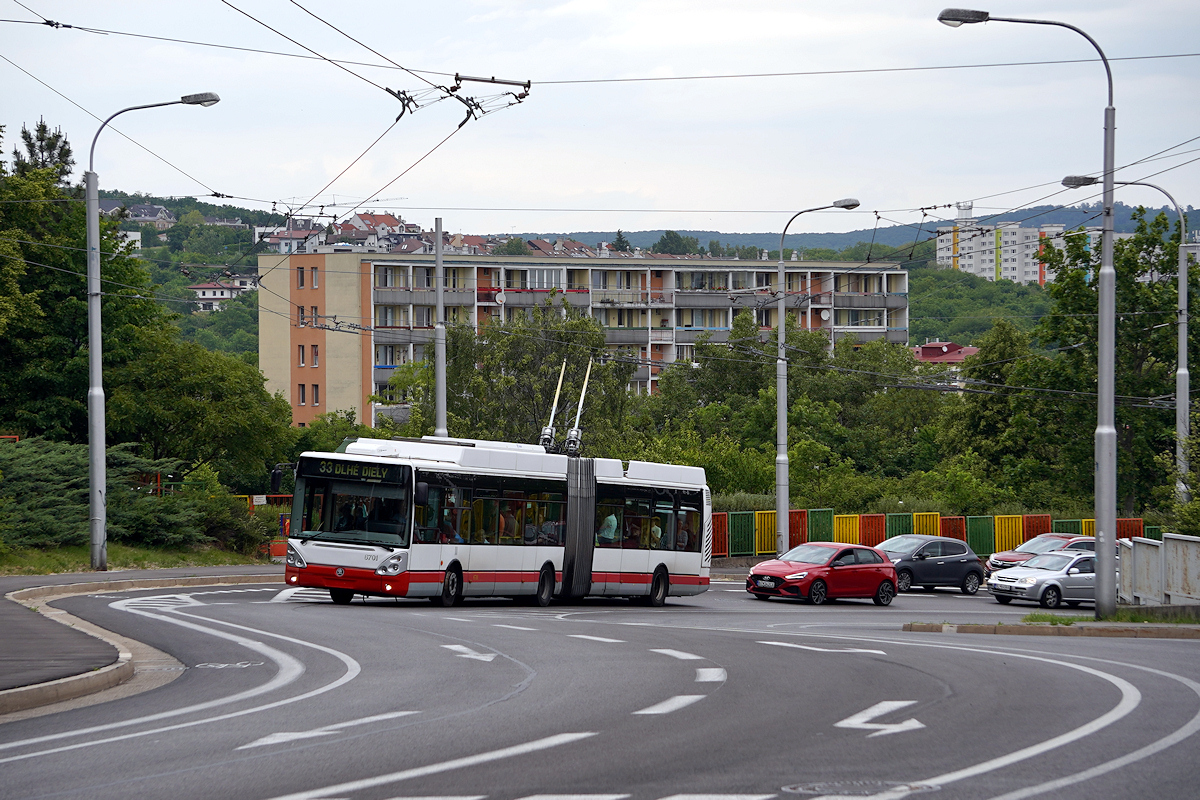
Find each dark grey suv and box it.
[877,534,986,595]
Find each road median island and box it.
[1,573,283,716]
[903,621,1200,639]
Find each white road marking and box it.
[833,700,926,738]
[443,617,472,622]
[0,597,361,764]
[442,644,497,662]
[650,648,705,660]
[633,695,707,715]
[695,668,727,682]
[759,640,886,655]
[516,795,630,800]
[382,796,485,800]
[262,732,597,800]
[568,635,625,643]
[660,795,776,800]
[492,624,538,631]
[238,711,421,749]
[270,587,329,603]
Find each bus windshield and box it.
[293,462,412,548]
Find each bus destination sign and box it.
[298,457,407,484]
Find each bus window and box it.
[653,500,676,550]
[596,496,622,547]
[499,500,523,544]
[539,494,565,545]
[679,492,702,552]
[624,498,650,548]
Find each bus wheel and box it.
[535,568,554,607]
[437,567,462,607]
[329,589,354,605]
[647,569,669,607]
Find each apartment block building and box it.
[259,251,909,427]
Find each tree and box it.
[651,231,700,256]
[496,237,530,256]
[612,230,631,252]
[12,118,74,184]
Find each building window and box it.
[297,266,304,288]
[311,344,319,366]
[298,384,306,406]
[376,345,396,366]
[311,306,318,325]
[414,306,434,327]
[677,345,695,363]
[312,384,320,406]
[415,268,434,289]
[298,345,305,366]
[297,305,305,326]
[311,267,318,288]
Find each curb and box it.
[0,573,283,715]
[903,622,1200,639]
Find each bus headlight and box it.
[375,553,406,576]
[286,544,307,568]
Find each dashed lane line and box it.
[492,625,539,631]
[568,635,625,643]
[633,695,707,715]
[650,649,705,660]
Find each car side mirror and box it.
[414,481,428,506]
[914,553,927,560]
[1067,567,1080,575]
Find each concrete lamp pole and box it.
[940,8,1118,617]
[86,92,220,571]
[1064,176,1194,504]
[776,198,860,556]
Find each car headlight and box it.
[1017,576,1037,585]
[286,543,306,568]
[375,553,406,576]
[786,571,809,580]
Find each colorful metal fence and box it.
[1052,519,1083,535]
[728,511,756,556]
[1116,518,1143,539]
[994,515,1022,552]
[712,512,729,558]
[833,514,860,544]
[754,511,777,555]
[1022,514,1051,542]
[1082,518,1096,537]
[966,516,995,557]
[789,509,807,548]
[808,509,834,542]
[913,512,940,536]
[940,516,966,541]
[860,514,887,547]
[885,513,913,539]
[1144,525,1163,541]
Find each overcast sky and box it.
[3,1,1197,238]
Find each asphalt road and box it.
[2,582,1198,800]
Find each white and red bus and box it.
[284,436,711,606]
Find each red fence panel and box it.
[1116,518,1143,540]
[712,512,729,558]
[859,514,886,547]
[789,509,807,548]
[1022,514,1051,542]
[940,516,966,541]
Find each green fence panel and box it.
[1144,525,1163,541]
[966,516,995,557]
[885,513,913,539]
[807,509,834,542]
[728,511,756,556]
[1052,519,1083,535]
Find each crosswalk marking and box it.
[568,635,625,643]
[270,588,330,603]
[650,649,704,660]
[633,695,706,715]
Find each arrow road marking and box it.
[759,641,886,655]
[238,711,421,749]
[442,644,497,662]
[834,701,926,738]
[695,668,727,682]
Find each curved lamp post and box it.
[938,6,1118,617]
[1064,175,1194,504]
[775,198,860,555]
[87,92,220,570]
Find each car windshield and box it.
[1022,554,1073,571]
[778,544,835,565]
[879,535,924,555]
[1015,537,1068,554]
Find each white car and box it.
[986,550,1096,608]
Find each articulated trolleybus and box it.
[284,436,711,606]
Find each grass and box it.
[1021,613,1093,625]
[0,543,269,576]
[1023,608,1200,625]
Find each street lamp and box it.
[938,6,1118,618]
[775,198,859,555]
[86,92,220,570]
[1064,175,1195,503]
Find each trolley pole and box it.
[434,217,448,437]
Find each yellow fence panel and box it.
[833,514,860,544]
[1082,518,1095,537]
[754,510,777,555]
[913,512,940,537]
[995,515,1023,552]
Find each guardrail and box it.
[1119,532,1200,606]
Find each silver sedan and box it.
[986,550,1096,608]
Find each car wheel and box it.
[872,581,895,606]
[753,593,771,601]
[961,572,982,595]
[995,595,1011,604]
[535,567,554,607]
[646,569,669,607]
[808,580,828,605]
[436,567,462,607]
[1039,585,1062,609]
[329,588,354,605]
[896,570,913,592]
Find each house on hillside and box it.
[189,278,256,312]
[127,204,177,229]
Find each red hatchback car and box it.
[747,542,898,605]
